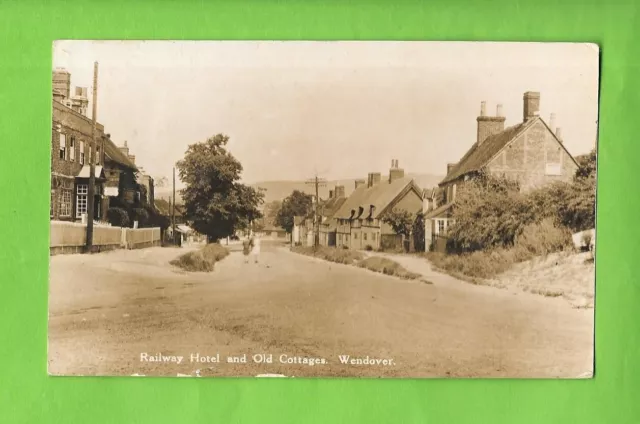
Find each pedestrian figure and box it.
[242,236,252,264]
[251,234,261,264]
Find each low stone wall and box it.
[50,221,161,255]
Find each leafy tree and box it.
[382,209,415,238]
[176,134,264,242]
[275,190,313,233]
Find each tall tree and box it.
[176,134,264,242]
[276,190,313,233]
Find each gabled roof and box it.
[333,176,422,220]
[320,196,347,220]
[104,137,137,171]
[424,201,455,219]
[441,120,533,184]
[441,116,580,185]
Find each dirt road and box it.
[48,241,593,378]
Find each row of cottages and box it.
[51,67,153,222]
[329,160,423,250]
[423,91,580,252]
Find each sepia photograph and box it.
[48,41,598,378]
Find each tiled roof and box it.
[424,201,455,219]
[104,137,137,171]
[440,119,536,184]
[320,196,346,220]
[333,176,421,220]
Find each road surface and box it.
[48,240,593,378]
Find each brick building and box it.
[424,91,580,251]
[51,68,140,222]
[333,160,423,250]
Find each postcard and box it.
[49,41,598,378]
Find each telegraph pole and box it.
[85,61,98,252]
[172,166,176,244]
[305,174,326,249]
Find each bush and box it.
[170,243,229,272]
[516,218,573,256]
[365,244,373,251]
[132,207,150,228]
[292,245,363,264]
[357,257,421,280]
[107,207,130,228]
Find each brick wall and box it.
[486,120,578,191]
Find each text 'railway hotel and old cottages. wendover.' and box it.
[50,68,154,223]
[423,91,580,252]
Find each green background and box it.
[0,0,637,422]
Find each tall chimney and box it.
[354,179,366,190]
[523,91,540,122]
[549,113,557,132]
[389,160,405,183]
[555,127,563,142]
[477,101,506,145]
[335,185,346,198]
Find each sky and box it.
[53,41,599,186]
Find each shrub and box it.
[107,207,130,228]
[132,207,150,228]
[170,243,229,272]
[365,244,373,251]
[515,218,573,256]
[292,245,363,264]
[357,256,421,280]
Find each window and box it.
[96,145,101,165]
[354,233,358,240]
[59,134,67,160]
[373,233,376,241]
[50,190,55,217]
[437,220,445,235]
[59,189,72,217]
[76,184,88,218]
[363,233,368,241]
[80,140,85,165]
[69,136,76,161]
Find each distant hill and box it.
[250,173,444,204]
[154,173,444,205]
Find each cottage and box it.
[333,160,423,251]
[103,139,139,207]
[424,91,580,251]
[318,186,347,247]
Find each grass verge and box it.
[170,243,230,272]
[292,245,427,282]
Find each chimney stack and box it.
[477,101,506,145]
[354,179,366,190]
[119,140,130,156]
[329,189,334,199]
[389,160,405,183]
[523,91,540,122]
[549,113,557,132]
[335,185,346,198]
[447,163,457,175]
[367,172,381,187]
[555,127,563,142]
[496,104,503,117]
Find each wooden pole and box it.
[85,61,98,252]
[172,166,176,244]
